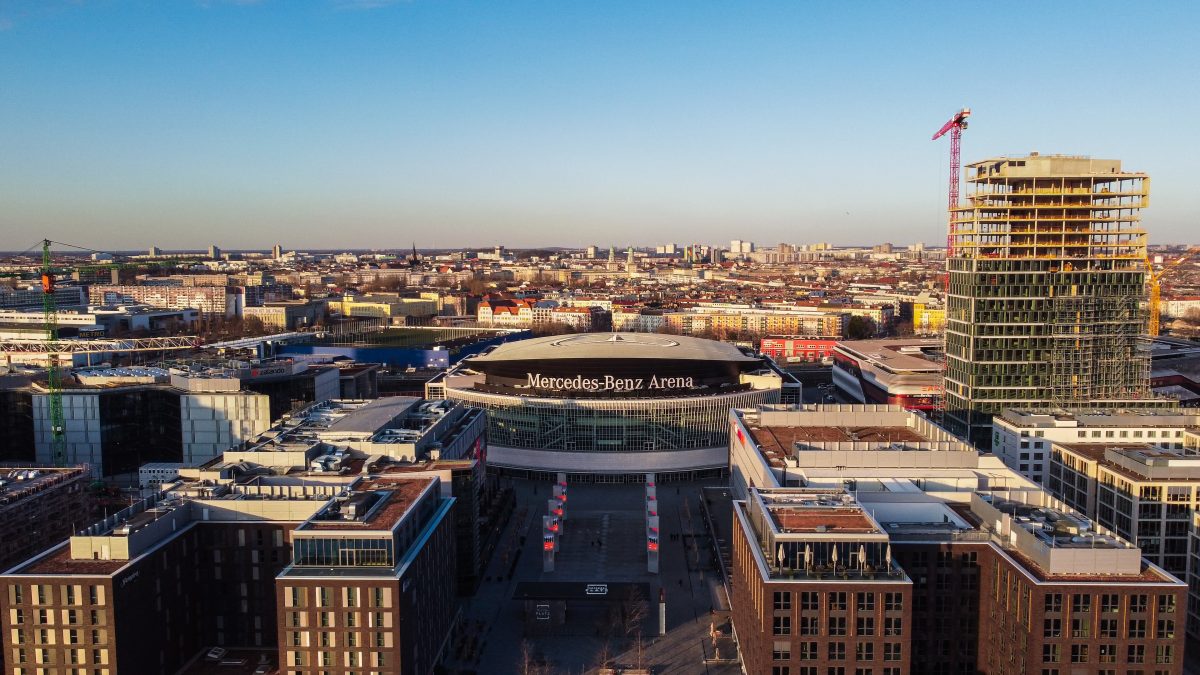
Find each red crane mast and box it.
[932,108,971,256]
[931,108,970,426]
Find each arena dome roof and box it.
[468,332,757,364]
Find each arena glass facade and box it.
[441,333,785,479]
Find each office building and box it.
[30,366,270,478]
[944,154,1161,448]
[992,408,1199,485]
[0,399,481,674]
[729,405,1187,674]
[24,360,338,479]
[1046,438,1200,637]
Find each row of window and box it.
[772,615,903,637]
[772,641,903,661]
[6,586,104,607]
[771,591,904,613]
[1043,643,1173,665]
[1042,593,1176,615]
[1042,617,1174,639]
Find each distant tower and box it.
[148,245,162,257]
[409,242,420,268]
[626,247,635,275]
[608,246,615,263]
[272,244,283,259]
[208,245,221,260]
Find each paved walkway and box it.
[446,479,741,674]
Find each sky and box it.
[1,1,1197,251]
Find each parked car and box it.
[205,647,227,662]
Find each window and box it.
[884,593,903,611]
[884,617,902,636]
[1098,644,1116,663]
[1129,594,1148,613]
[828,642,846,660]
[829,592,847,611]
[856,593,874,612]
[775,592,793,611]
[1100,594,1120,613]
[1127,644,1145,664]
[1157,595,1176,613]
[773,616,792,636]
[801,592,819,611]
[773,668,791,675]
[1128,619,1146,639]
[1043,618,1061,638]
[1042,644,1060,663]
[1099,618,1117,638]
[799,642,819,660]
[856,616,875,636]
[1070,617,1090,638]
[1156,618,1174,638]
[1071,594,1091,613]
[773,641,791,661]
[855,642,873,661]
[1070,644,1088,663]
[828,616,847,636]
[883,643,901,662]
[1044,594,1063,612]
[1155,645,1173,664]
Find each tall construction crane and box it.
[1146,247,1200,336]
[931,108,971,423]
[21,240,202,466]
[40,239,67,465]
[932,108,972,256]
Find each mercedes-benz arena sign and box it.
[443,333,783,476]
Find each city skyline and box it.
[2,1,1198,249]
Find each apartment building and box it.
[0,468,91,572]
[88,284,235,318]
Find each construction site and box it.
[942,154,1169,448]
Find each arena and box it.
[438,332,787,480]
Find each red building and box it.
[760,337,840,364]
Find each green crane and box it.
[40,239,67,465]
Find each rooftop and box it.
[300,477,432,531]
[0,467,86,508]
[323,396,421,435]
[835,338,942,373]
[468,332,757,363]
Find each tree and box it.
[517,640,551,675]
[466,278,490,295]
[845,316,876,340]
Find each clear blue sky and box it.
[1,1,1197,250]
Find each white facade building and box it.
[991,409,1198,485]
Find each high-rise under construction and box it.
[943,153,1165,448]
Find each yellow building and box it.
[327,294,437,321]
[912,303,945,335]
